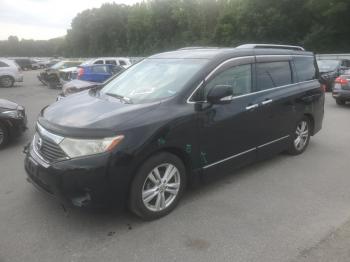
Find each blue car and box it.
[75,64,124,83]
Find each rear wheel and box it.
[287,117,311,155]
[0,122,9,149]
[0,76,14,88]
[129,152,186,220]
[336,99,346,105]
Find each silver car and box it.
[0,58,24,87]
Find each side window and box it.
[294,56,316,82]
[119,60,127,66]
[106,60,117,65]
[94,60,104,64]
[0,61,9,67]
[256,61,292,91]
[92,65,108,73]
[204,64,252,98]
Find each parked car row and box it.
[317,58,350,92]
[37,57,132,89]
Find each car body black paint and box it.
[24,47,324,208]
[0,99,27,141]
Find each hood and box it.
[62,80,99,95]
[0,99,18,110]
[60,67,77,73]
[39,90,160,138]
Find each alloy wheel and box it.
[1,77,13,87]
[142,163,181,212]
[294,120,309,151]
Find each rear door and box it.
[91,65,111,82]
[254,56,296,159]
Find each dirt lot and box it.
[1,71,350,262]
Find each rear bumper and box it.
[332,89,350,100]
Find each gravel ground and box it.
[1,71,350,262]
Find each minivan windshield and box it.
[101,58,208,103]
[317,59,340,72]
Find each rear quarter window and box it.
[256,61,292,91]
[294,56,317,82]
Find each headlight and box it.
[59,135,124,158]
[2,110,22,119]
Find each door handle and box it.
[261,99,273,105]
[246,104,259,110]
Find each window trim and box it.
[187,55,316,104]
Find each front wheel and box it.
[336,99,346,105]
[0,76,14,88]
[287,117,311,155]
[128,152,186,220]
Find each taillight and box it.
[77,68,84,79]
[320,84,326,93]
[335,77,348,85]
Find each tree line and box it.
[1,0,349,57]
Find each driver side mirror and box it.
[207,85,233,104]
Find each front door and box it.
[196,57,260,177]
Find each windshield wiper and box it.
[105,93,133,104]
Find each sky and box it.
[0,0,140,40]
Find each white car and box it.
[0,58,23,87]
[82,57,132,68]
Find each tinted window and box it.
[119,60,127,66]
[94,60,104,64]
[204,64,252,98]
[0,61,9,67]
[294,56,316,82]
[256,61,292,91]
[106,60,117,65]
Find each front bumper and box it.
[6,116,27,138]
[24,145,130,208]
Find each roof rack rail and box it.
[236,44,305,51]
[178,46,219,50]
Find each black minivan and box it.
[24,44,325,220]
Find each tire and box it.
[336,99,345,105]
[287,117,311,155]
[128,152,187,220]
[47,76,60,89]
[0,76,14,88]
[0,122,9,149]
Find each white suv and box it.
[0,58,24,87]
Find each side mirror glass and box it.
[207,85,233,104]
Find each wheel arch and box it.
[304,113,315,135]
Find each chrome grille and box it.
[33,133,67,162]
